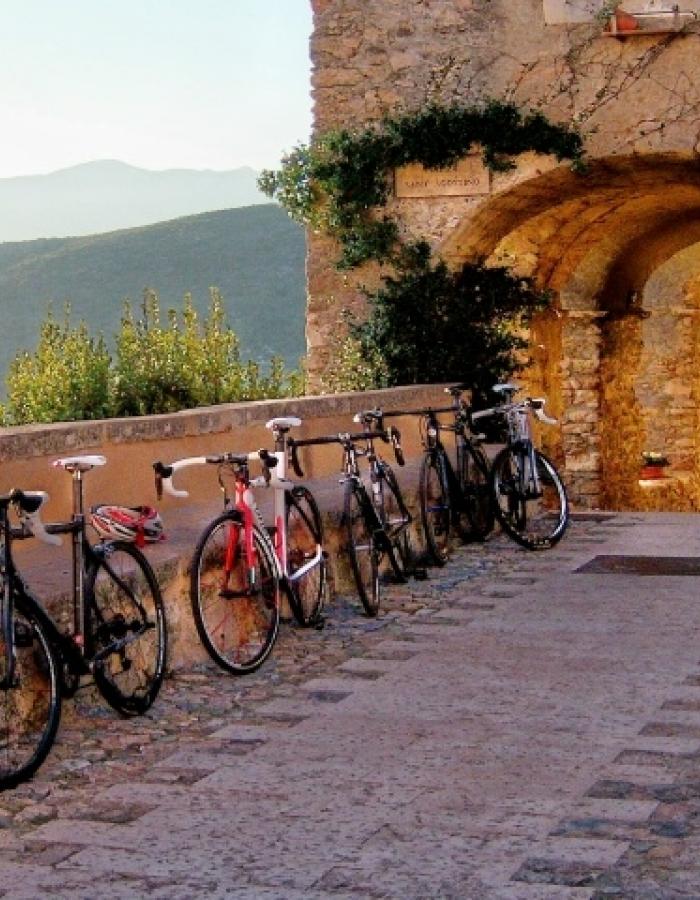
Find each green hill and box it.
[0,205,306,387]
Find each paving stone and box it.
[2,514,700,897]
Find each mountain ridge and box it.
[0,160,270,242]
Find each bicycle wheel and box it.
[285,486,327,626]
[343,481,381,617]
[490,447,569,550]
[458,440,494,542]
[0,597,61,790]
[378,463,412,579]
[86,541,167,716]
[419,450,451,565]
[191,512,280,674]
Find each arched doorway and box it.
[441,154,700,510]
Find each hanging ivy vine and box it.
[259,99,584,392]
[259,99,584,269]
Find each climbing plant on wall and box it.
[260,99,584,391]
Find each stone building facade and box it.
[305,0,700,510]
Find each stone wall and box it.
[306,0,700,510]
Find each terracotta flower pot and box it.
[614,9,639,31]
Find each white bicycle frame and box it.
[472,385,558,498]
[158,417,323,588]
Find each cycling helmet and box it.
[90,504,164,546]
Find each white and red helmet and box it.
[90,505,164,546]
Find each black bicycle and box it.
[290,414,418,617]
[472,384,569,549]
[0,455,167,790]
[380,387,494,565]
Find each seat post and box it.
[71,468,86,648]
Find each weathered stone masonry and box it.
[306,0,700,510]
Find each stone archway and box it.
[440,154,700,510]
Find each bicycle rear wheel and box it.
[87,541,167,716]
[285,486,327,626]
[378,463,413,579]
[344,481,381,617]
[419,450,451,565]
[0,597,60,790]
[491,447,569,550]
[191,513,280,674]
[458,440,494,542]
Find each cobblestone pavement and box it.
[2,513,700,898]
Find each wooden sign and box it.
[394,157,490,199]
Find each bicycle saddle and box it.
[266,417,302,431]
[53,455,107,472]
[492,383,519,395]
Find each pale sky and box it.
[0,0,313,178]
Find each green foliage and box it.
[349,256,550,404]
[1,306,111,425]
[1,290,303,426]
[260,100,584,269]
[112,288,303,416]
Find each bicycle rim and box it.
[419,451,451,565]
[459,441,494,542]
[87,541,167,716]
[285,486,327,626]
[379,464,412,579]
[491,448,569,550]
[344,482,380,616]
[191,514,280,674]
[0,598,60,790]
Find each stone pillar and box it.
[560,310,605,508]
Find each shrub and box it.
[1,306,111,425]
[1,290,303,425]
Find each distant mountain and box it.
[0,160,270,242]
[0,204,306,386]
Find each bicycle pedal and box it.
[411,567,429,581]
[313,616,326,631]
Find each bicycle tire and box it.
[191,512,280,674]
[0,596,61,790]
[418,450,451,565]
[86,541,167,716]
[378,462,412,579]
[490,447,569,550]
[458,440,494,542]
[285,486,327,627]
[343,481,381,617]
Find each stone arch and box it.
[441,154,700,509]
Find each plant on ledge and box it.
[260,99,582,393]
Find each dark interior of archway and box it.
[598,211,700,318]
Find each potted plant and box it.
[639,451,670,480]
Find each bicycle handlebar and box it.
[153,449,278,500]
[288,425,406,477]
[470,397,559,427]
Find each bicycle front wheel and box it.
[0,597,61,790]
[458,441,494,542]
[285,486,327,627]
[491,447,569,550]
[191,513,280,674]
[344,481,381,617]
[87,541,167,716]
[419,450,451,565]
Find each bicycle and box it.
[0,455,167,790]
[471,384,569,550]
[154,416,328,676]
[289,413,419,617]
[376,386,494,565]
